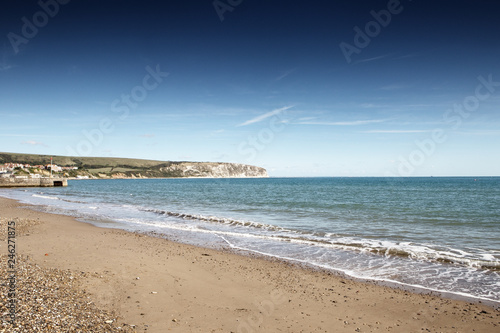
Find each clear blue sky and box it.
[1,0,499,176]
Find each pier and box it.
[0,177,68,188]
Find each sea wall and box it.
[0,178,67,188]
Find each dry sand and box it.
[0,196,498,332]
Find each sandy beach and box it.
[0,196,498,332]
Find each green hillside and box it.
[0,152,173,168]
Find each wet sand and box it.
[0,196,498,332]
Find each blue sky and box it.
[1,0,499,176]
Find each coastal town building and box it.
[0,162,68,187]
[1,162,78,178]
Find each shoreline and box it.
[1,196,499,332]
[7,188,500,309]
[68,176,269,180]
[9,198,500,309]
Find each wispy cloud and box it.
[359,103,391,108]
[0,133,63,138]
[275,68,296,81]
[393,53,420,60]
[0,50,14,71]
[0,134,31,137]
[229,84,255,96]
[208,129,226,137]
[296,119,389,126]
[354,54,391,64]
[379,84,408,91]
[21,140,48,147]
[362,130,431,133]
[0,64,13,71]
[357,102,434,110]
[140,134,155,138]
[454,130,500,136]
[237,105,294,127]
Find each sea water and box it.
[1,177,499,304]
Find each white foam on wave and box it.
[3,187,499,305]
[140,207,500,271]
[32,194,60,200]
[217,234,500,307]
[319,235,500,271]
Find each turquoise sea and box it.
[2,177,499,305]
